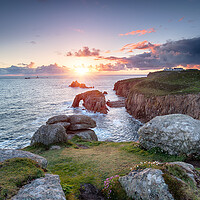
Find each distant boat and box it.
[24,76,48,79]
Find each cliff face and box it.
[114,80,200,123]
[114,79,141,97]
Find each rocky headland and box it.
[114,70,200,122]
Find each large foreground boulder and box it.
[138,114,200,156]
[31,124,68,146]
[12,174,66,200]
[31,114,98,145]
[0,149,47,169]
[72,90,109,114]
[119,168,174,200]
[119,161,200,200]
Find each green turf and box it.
[121,70,200,96]
[0,158,44,200]
[23,140,186,199]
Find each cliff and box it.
[114,70,200,122]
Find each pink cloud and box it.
[119,28,155,36]
[27,62,35,68]
[120,41,160,53]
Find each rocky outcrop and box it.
[114,78,141,97]
[68,115,96,130]
[67,129,98,141]
[106,99,125,108]
[12,174,66,200]
[138,114,200,156]
[126,92,200,122]
[0,149,47,169]
[31,115,98,145]
[47,114,96,131]
[119,168,174,200]
[31,124,68,146]
[69,80,93,89]
[46,115,70,124]
[114,78,200,122]
[119,161,200,200]
[72,90,109,114]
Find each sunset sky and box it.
[1,0,200,75]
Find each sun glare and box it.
[74,66,90,75]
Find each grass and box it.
[0,158,44,200]
[122,70,200,97]
[23,139,186,199]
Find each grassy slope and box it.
[24,139,186,199]
[0,158,44,200]
[124,70,200,96]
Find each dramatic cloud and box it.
[2,37,200,74]
[119,28,155,36]
[179,17,184,22]
[114,37,200,70]
[120,41,160,53]
[67,47,100,57]
[0,63,70,75]
[95,37,200,71]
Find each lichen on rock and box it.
[138,114,200,157]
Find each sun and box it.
[74,66,90,75]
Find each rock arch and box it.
[72,90,108,114]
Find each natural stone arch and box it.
[72,90,108,114]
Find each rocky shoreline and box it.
[1,72,200,199]
[1,113,200,200]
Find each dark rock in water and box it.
[0,149,47,169]
[72,90,109,114]
[46,115,69,124]
[67,129,98,141]
[138,114,200,157]
[106,99,125,108]
[31,124,68,146]
[12,174,66,200]
[79,183,105,200]
[69,80,92,89]
[68,114,96,130]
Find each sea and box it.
[0,75,145,149]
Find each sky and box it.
[0,0,200,75]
